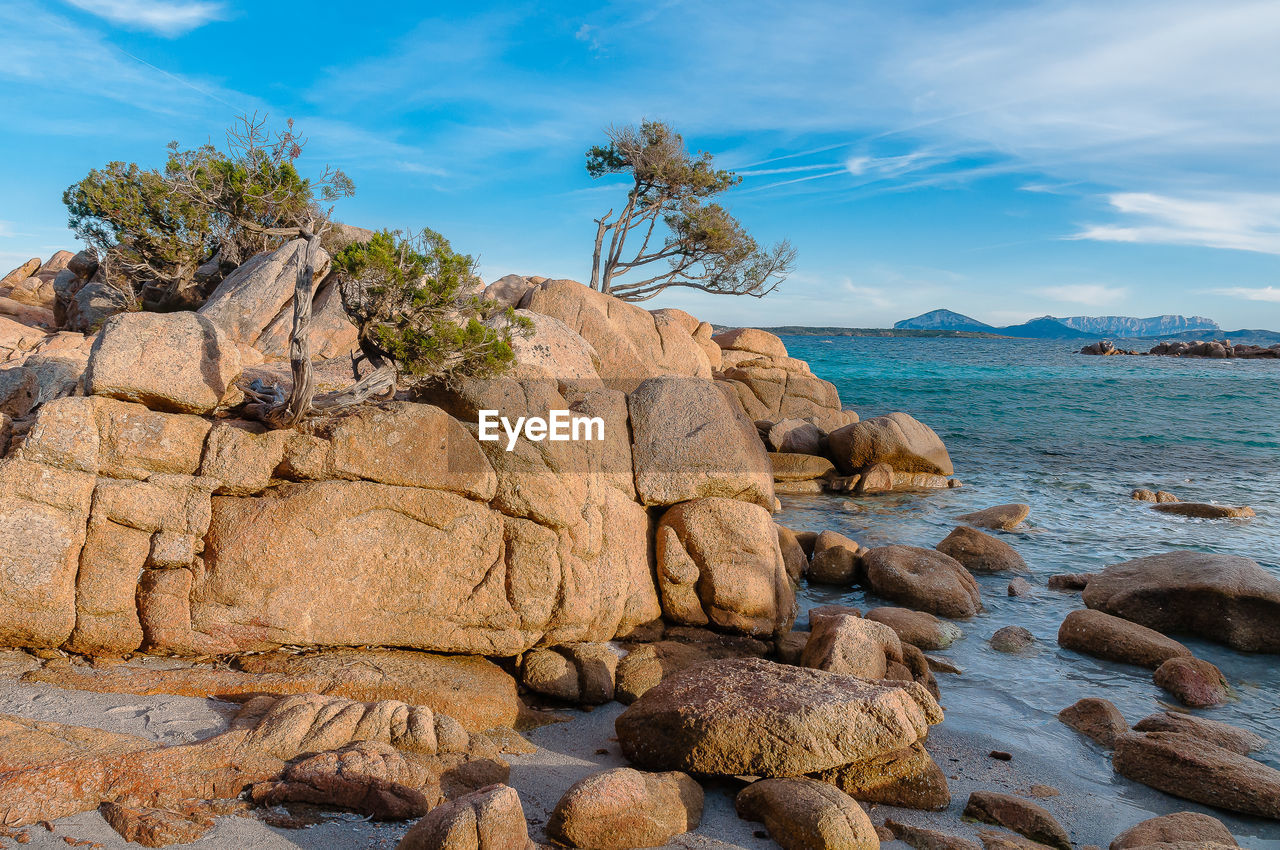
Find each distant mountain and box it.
[894,309,994,333]
[895,309,1223,340]
[1056,315,1220,336]
[997,316,1094,339]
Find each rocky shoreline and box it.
[1081,338,1280,359]
[1,244,1278,849]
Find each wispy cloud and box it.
[1212,286,1280,302]
[1074,192,1280,255]
[63,0,226,37]
[1040,283,1128,305]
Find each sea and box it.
[776,336,1280,844]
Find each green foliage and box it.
[334,229,531,387]
[62,115,353,308]
[585,120,794,301]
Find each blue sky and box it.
[2,0,1279,329]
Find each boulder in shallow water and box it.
[1113,731,1280,820]
[863,545,983,619]
[735,777,878,850]
[1152,656,1231,707]
[936,526,1026,572]
[1151,502,1255,519]
[808,529,863,585]
[865,607,962,650]
[1057,609,1192,669]
[1109,811,1239,850]
[1082,551,1280,653]
[956,504,1029,531]
[1057,698,1127,748]
[827,412,953,476]
[887,819,981,850]
[548,767,702,849]
[614,657,942,777]
[1131,711,1266,756]
[990,625,1035,653]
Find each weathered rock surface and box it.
[990,626,1036,653]
[887,819,981,850]
[198,240,330,348]
[863,546,983,619]
[1056,609,1192,669]
[1057,698,1127,747]
[1131,711,1266,755]
[767,418,825,455]
[629,376,773,509]
[547,767,703,849]
[1082,552,1280,652]
[769,451,836,481]
[963,791,1071,850]
[1152,656,1230,707]
[521,643,618,705]
[655,497,794,637]
[809,529,864,585]
[615,657,942,777]
[827,412,953,476]
[777,524,808,583]
[1109,812,1238,850]
[713,327,789,360]
[1113,731,1280,820]
[84,311,241,414]
[522,278,710,390]
[813,741,951,810]
[735,777,878,850]
[397,783,533,850]
[801,612,903,680]
[865,607,961,650]
[937,526,1026,572]
[956,504,1030,531]
[98,801,216,847]
[614,631,770,704]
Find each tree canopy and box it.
[585,120,796,301]
[63,114,353,310]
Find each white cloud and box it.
[1212,286,1280,302]
[1040,283,1128,306]
[1074,192,1280,255]
[840,280,896,310]
[63,0,225,36]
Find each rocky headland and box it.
[0,244,1278,849]
[1081,338,1280,359]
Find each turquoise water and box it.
[775,337,1280,844]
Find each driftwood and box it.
[241,224,396,427]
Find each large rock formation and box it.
[828,412,953,476]
[1082,551,1280,652]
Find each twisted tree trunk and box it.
[278,231,321,426]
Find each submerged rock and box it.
[735,777,878,850]
[1082,551,1280,653]
[1113,731,1280,820]
[1151,502,1255,519]
[547,767,702,849]
[1057,609,1192,669]
[990,626,1035,653]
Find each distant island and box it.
[751,309,1280,346]
[894,309,1221,339]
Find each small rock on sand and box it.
[1057,698,1128,748]
[963,791,1071,850]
